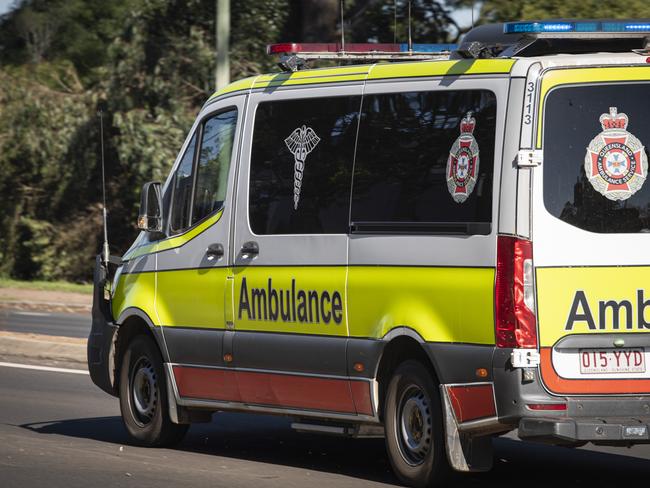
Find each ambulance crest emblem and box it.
[584,107,647,201]
[447,112,480,203]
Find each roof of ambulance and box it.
[206,52,650,103]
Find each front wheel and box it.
[119,334,188,447]
[384,360,450,488]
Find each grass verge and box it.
[0,278,92,294]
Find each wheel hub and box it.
[397,385,433,466]
[131,357,158,426]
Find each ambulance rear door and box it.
[531,66,650,396]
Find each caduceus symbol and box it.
[284,125,321,210]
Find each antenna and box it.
[98,110,110,267]
[393,0,397,44]
[407,0,412,53]
[471,1,475,30]
[340,0,345,51]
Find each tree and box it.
[449,0,650,24]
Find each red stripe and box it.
[447,384,496,423]
[350,380,374,416]
[540,348,650,394]
[173,366,240,402]
[173,366,370,414]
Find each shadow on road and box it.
[21,412,650,486]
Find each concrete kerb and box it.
[0,331,87,368]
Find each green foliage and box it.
[347,0,461,43]
[450,0,650,23]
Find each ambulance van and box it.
[88,20,650,487]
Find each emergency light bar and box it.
[504,20,650,35]
[267,42,456,70]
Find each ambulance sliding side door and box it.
[231,85,362,416]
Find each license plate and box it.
[579,348,646,374]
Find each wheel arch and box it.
[375,327,441,421]
[114,307,168,390]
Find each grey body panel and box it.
[232,330,348,376]
[499,77,524,237]
[164,327,225,366]
[519,416,650,444]
[122,253,156,274]
[424,343,495,384]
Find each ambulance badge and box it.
[285,125,321,210]
[446,112,480,203]
[584,107,648,201]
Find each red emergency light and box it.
[267,42,457,55]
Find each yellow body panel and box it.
[112,269,157,324]
[253,65,371,89]
[367,59,515,80]
[537,267,650,347]
[114,263,495,345]
[536,66,650,148]
[348,267,495,344]
[155,267,229,329]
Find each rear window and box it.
[543,83,650,233]
[350,89,497,235]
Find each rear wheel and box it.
[384,360,450,487]
[119,334,188,447]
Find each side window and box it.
[249,95,360,235]
[169,133,197,234]
[351,90,497,234]
[192,109,238,225]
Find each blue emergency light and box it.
[504,20,650,34]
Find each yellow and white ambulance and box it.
[88,20,650,487]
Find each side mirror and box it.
[137,182,163,232]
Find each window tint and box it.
[249,96,360,235]
[544,83,650,233]
[192,109,238,225]
[351,90,497,234]
[169,133,197,234]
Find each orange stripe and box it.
[540,348,650,395]
[447,384,496,422]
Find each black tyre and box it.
[384,360,450,488]
[119,334,188,447]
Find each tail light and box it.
[495,236,537,348]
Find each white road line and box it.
[13,311,51,317]
[0,361,88,375]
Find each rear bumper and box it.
[87,255,118,396]
[493,348,650,444]
[519,417,650,444]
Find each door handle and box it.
[241,241,259,258]
[206,243,224,260]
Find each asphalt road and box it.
[2,365,650,488]
[0,310,90,338]
[2,310,650,486]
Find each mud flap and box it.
[87,255,118,396]
[440,385,494,472]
